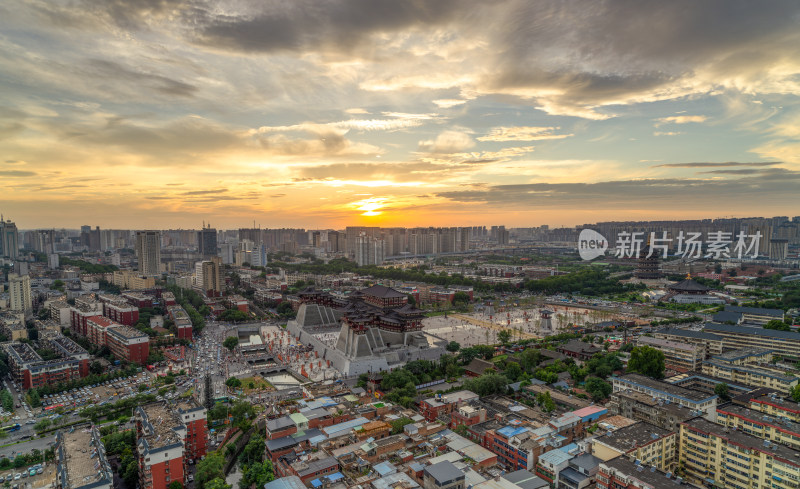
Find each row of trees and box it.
[165,284,207,334]
[103,429,139,488]
[270,259,633,297]
[59,257,119,274]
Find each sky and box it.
[1,0,799,230]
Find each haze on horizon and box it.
[1,0,799,230]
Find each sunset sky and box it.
[1,0,799,229]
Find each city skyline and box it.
[2,1,800,228]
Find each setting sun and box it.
[354,198,386,216]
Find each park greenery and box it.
[59,257,119,274]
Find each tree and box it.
[475,344,495,360]
[407,294,416,307]
[519,349,543,372]
[536,391,556,412]
[196,452,226,489]
[764,319,791,332]
[446,341,461,353]
[205,480,231,489]
[714,383,731,402]
[584,377,612,401]
[239,434,266,466]
[463,372,508,397]
[791,384,800,403]
[239,461,275,489]
[627,346,666,379]
[389,417,414,435]
[26,389,41,408]
[497,329,512,345]
[223,336,239,351]
[34,419,52,432]
[458,347,480,365]
[168,482,184,489]
[453,291,471,305]
[504,361,523,382]
[226,377,242,389]
[89,361,103,375]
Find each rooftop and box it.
[712,347,774,362]
[668,279,710,292]
[58,425,113,489]
[703,361,798,382]
[682,417,800,465]
[264,476,306,489]
[654,328,722,341]
[740,389,800,413]
[501,470,548,489]
[424,461,465,484]
[361,284,407,299]
[107,324,148,340]
[636,336,698,352]
[614,374,716,403]
[86,316,115,328]
[704,322,800,340]
[725,305,785,317]
[600,456,691,489]
[718,403,800,434]
[595,422,673,452]
[137,402,182,452]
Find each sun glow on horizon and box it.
[353,197,387,216]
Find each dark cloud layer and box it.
[437,169,800,208]
[194,0,465,53]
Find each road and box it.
[0,435,55,460]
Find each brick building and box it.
[106,325,149,364]
[103,300,139,326]
[4,334,90,389]
[135,403,185,489]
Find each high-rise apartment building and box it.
[197,224,217,258]
[135,231,162,276]
[8,273,32,314]
[201,257,223,297]
[354,233,385,266]
[0,218,19,259]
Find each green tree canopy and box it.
[446,341,461,353]
[223,336,239,351]
[627,346,666,379]
[196,452,226,489]
[764,319,791,331]
[584,377,612,401]
[714,383,731,402]
[497,330,512,345]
